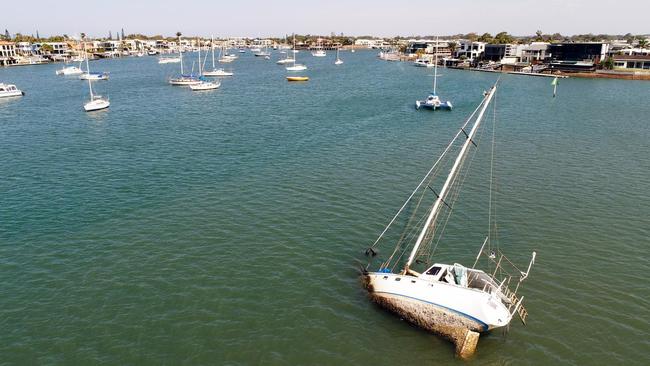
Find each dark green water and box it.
[1,51,649,365]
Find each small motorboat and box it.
[0,83,24,98]
[415,94,453,111]
[414,59,435,67]
[56,65,83,75]
[189,80,221,91]
[287,76,309,82]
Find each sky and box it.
[4,0,649,39]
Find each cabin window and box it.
[426,266,442,276]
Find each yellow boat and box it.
[287,76,309,82]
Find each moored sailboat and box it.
[203,36,235,77]
[169,35,201,86]
[189,38,220,91]
[82,44,109,112]
[363,83,535,358]
[286,34,307,71]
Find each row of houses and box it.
[403,39,650,72]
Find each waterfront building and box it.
[618,48,650,56]
[482,44,525,63]
[548,42,609,63]
[405,39,451,58]
[520,42,549,63]
[0,41,17,65]
[612,54,650,70]
[547,42,609,72]
[354,38,385,49]
[454,41,486,61]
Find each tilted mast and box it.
[405,85,497,271]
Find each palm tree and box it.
[638,39,648,49]
[176,32,182,38]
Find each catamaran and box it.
[363,83,535,358]
[416,37,452,111]
[169,36,201,86]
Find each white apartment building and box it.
[454,41,486,61]
[0,41,17,65]
[521,42,549,63]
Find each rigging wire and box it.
[367,99,488,251]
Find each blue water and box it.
[1,51,649,365]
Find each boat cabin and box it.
[0,84,18,92]
[420,263,502,294]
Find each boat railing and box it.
[472,237,535,324]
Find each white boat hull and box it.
[0,90,24,98]
[189,81,220,90]
[84,99,110,111]
[56,67,83,75]
[159,58,181,64]
[169,78,201,86]
[80,73,109,80]
[203,70,233,77]
[286,65,307,71]
[365,272,511,333]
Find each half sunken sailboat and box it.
[363,83,536,358]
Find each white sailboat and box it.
[277,34,296,64]
[286,34,307,71]
[158,42,181,64]
[363,84,535,358]
[416,37,452,111]
[335,47,343,65]
[189,38,220,91]
[169,35,201,86]
[203,36,234,77]
[82,44,109,112]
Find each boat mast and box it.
[404,85,497,271]
[85,42,93,99]
[211,35,215,69]
[179,35,184,75]
[433,36,439,95]
[197,37,201,76]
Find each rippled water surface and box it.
[1,51,649,365]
